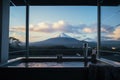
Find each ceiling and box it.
[10,0,120,6]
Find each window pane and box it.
[29,6,97,57]
[101,5,120,62]
[9,6,26,59]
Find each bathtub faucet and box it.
[57,54,63,62]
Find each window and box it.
[29,6,97,57]
[9,6,26,59]
[101,5,120,62]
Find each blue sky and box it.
[101,6,120,26]
[30,6,97,25]
[9,6,120,42]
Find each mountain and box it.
[57,33,71,38]
[101,40,120,48]
[87,40,120,48]
[30,33,84,48]
[83,38,96,42]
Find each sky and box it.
[9,6,120,42]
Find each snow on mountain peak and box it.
[58,33,71,38]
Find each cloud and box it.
[101,25,120,40]
[53,20,66,29]
[82,28,93,33]
[101,27,108,33]
[31,22,53,32]
[84,24,115,33]
[10,26,25,32]
[10,20,118,33]
[80,23,98,33]
[10,20,120,41]
[101,24,115,33]
[9,32,25,42]
[10,20,104,34]
[106,25,120,40]
[10,20,88,34]
[88,24,120,40]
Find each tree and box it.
[9,37,21,48]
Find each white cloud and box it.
[10,26,25,32]
[101,24,115,33]
[10,20,98,34]
[82,28,93,33]
[11,21,120,41]
[29,20,83,33]
[53,20,66,30]
[107,26,120,40]
[101,27,108,33]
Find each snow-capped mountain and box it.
[57,33,72,38]
[30,33,84,48]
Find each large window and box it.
[9,6,97,59]
[101,5,120,61]
[29,6,97,57]
[9,6,26,59]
